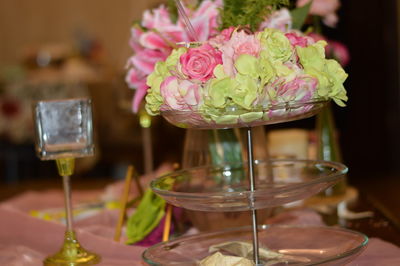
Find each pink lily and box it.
[125,68,149,113]
[142,5,173,30]
[130,49,168,75]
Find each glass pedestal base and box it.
[44,231,100,266]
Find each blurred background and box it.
[0,0,399,198]
[0,0,185,187]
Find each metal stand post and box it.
[246,127,260,265]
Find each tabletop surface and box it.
[1,174,399,246]
[0,174,399,266]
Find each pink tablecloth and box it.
[0,206,145,266]
[1,190,399,266]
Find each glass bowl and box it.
[161,99,328,129]
[151,159,348,212]
[142,225,368,265]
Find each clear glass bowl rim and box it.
[151,159,348,200]
[160,98,329,115]
[160,98,330,129]
[142,224,368,266]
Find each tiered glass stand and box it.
[143,100,368,265]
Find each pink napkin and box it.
[0,206,145,265]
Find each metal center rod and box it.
[246,127,260,265]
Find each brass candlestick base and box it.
[44,231,100,266]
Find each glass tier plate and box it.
[142,225,368,265]
[151,159,347,212]
[161,99,328,129]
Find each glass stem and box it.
[247,127,260,265]
[62,175,73,232]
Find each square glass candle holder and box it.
[34,98,94,160]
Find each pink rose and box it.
[219,30,261,76]
[180,43,222,82]
[160,76,182,110]
[179,80,201,106]
[231,31,261,58]
[236,42,260,57]
[160,76,201,110]
[276,76,318,102]
[285,32,311,47]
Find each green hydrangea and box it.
[296,40,326,69]
[325,59,348,106]
[203,65,235,108]
[231,74,259,109]
[207,77,237,108]
[231,55,261,109]
[145,62,167,116]
[258,53,277,86]
[296,40,348,106]
[257,28,292,63]
[165,47,186,70]
[234,54,259,78]
[144,28,349,126]
[145,48,186,115]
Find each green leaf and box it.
[125,189,166,244]
[291,0,313,30]
[167,0,179,24]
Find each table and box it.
[0,177,399,265]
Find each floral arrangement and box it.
[126,0,294,112]
[126,0,348,116]
[144,26,347,125]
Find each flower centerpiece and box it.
[125,0,302,113]
[144,26,348,127]
[126,0,349,116]
[124,0,349,247]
